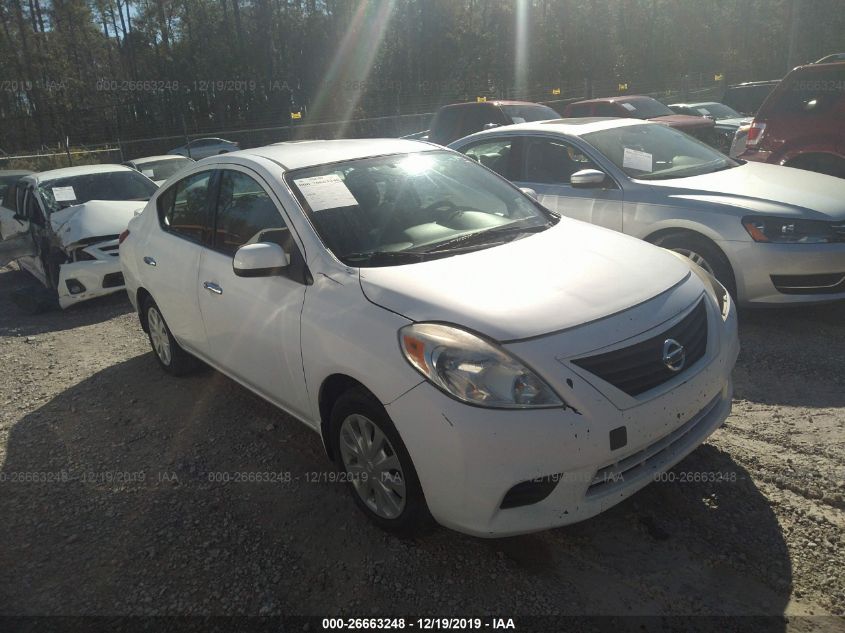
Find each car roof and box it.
[130,155,191,164]
[669,102,718,108]
[452,117,649,144]
[570,95,656,105]
[227,138,439,171]
[442,100,548,109]
[28,163,135,184]
[0,169,34,177]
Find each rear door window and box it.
[158,170,214,244]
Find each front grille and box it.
[102,272,125,288]
[572,299,708,396]
[771,272,845,295]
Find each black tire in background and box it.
[654,232,737,300]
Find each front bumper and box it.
[723,240,845,305]
[57,258,125,309]
[385,293,738,537]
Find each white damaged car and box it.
[0,164,158,308]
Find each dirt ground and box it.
[0,261,843,631]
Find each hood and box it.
[359,220,692,341]
[645,161,845,221]
[50,200,145,249]
[651,114,715,130]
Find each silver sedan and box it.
[450,118,845,306]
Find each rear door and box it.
[513,135,624,231]
[196,166,310,418]
[140,168,216,354]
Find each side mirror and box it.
[12,213,27,224]
[233,242,289,277]
[519,187,539,201]
[571,169,608,188]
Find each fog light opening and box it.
[65,279,87,295]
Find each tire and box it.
[330,388,432,536]
[653,232,737,299]
[141,296,201,376]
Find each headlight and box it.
[399,323,563,409]
[742,216,837,244]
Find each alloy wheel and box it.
[672,248,715,276]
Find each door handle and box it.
[203,281,223,295]
[143,256,157,266]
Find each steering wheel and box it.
[425,199,472,226]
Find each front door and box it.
[197,167,310,418]
[514,136,624,232]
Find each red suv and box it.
[562,95,715,144]
[740,62,845,178]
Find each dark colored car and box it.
[721,80,780,115]
[740,62,845,179]
[562,95,715,145]
[668,102,751,154]
[427,100,560,145]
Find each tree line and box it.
[1,0,843,153]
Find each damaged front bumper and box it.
[57,238,125,309]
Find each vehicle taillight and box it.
[118,229,130,245]
[745,120,767,148]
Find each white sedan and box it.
[119,139,738,537]
[0,165,157,308]
[450,118,845,305]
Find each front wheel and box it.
[330,388,432,535]
[142,296,201,376]
[654,232,737,299]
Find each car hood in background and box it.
[359,220,691,341]
[650,114,715,130]
[643,162,845,221]
[50,200,145,249]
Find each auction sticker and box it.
[623,147,653,172]
[52,186,77,202]
[294,174,358,212]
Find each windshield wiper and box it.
[416,222,550,254]
[343,250,431,266]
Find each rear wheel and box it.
[330,388,432,535]
[653,232,737,299]
[142,296,201,376]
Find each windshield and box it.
[692,103,742,119]
[287,151,556,267]
[500,104,559,124]
[134,158,192,181]
[582,123,739,180]
[38,170,159,213]
[619,98,674,119]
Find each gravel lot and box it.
[1,261,843,630]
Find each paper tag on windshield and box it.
[141,169,155,177]
[52,186,77,202]
[620,102,636,112]
[623,148,653,172]
[294,174,358,212]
